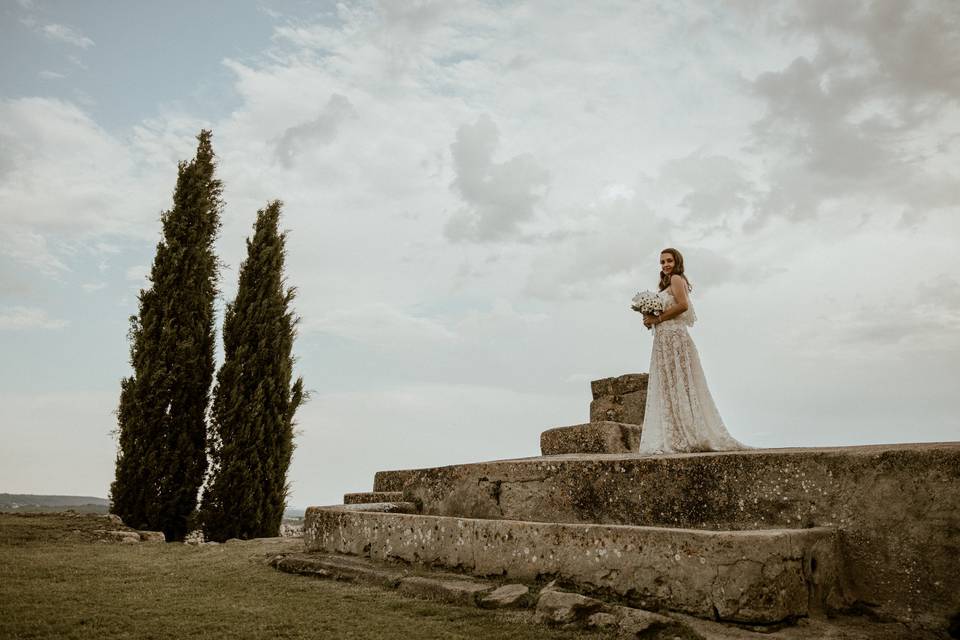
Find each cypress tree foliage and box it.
[199,200,304,542]
[111,130,222,542]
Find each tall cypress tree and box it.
[111,130,221,541]
[199,200,304,542]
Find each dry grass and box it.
[0,512,607,640]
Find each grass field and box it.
[0,512,607,640]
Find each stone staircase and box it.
[299,374,960,634]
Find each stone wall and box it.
[304,508,846,624]
[377,443,960,632]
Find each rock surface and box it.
[610,605,689,637]
[378,442,960,631]
[398,576,494,605]
[323,501,418,514]
[479,583,529,609]
[343,491,404,504]
[274,553,406,587]
[93,529,141,544]
[272,549,941,639]
[138,530,165,543]
[534,590,604,624]
[540,421,640,455]
[589,373,648,425]
[304,506,843,624]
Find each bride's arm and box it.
[652,275,689,325]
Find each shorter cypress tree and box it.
[199,200,304,541]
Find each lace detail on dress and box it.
[639,290,746,455]
[657,289,696,327]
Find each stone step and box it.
[272,552,698,635]
[303,504,846,625]
[369,442,960,630]
[540,421,640,455]
[343,491,403,504]
[273,552,406,587]
[324,501,418,514]
[272,552,503,606]
[373,469,417,492]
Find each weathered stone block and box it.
[398,576,494,605]
[275,553,405,587]
[323,501,418,514]
[93,529,140,544]
[589,373,648,425]
[534,590,605,624]
[479,583,529,609]
[343,491,403,504]
[304,506,843,624]
[138,530,165,543]
[608,605,680,636]
[373,469,417,492]
[540,421,640,455]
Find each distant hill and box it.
[0,493,306,520]
[1,493,109,508]
[284,507,305,519]
[0,493,109,514]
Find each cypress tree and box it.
[199,200,304,541]
[111,130,222,541]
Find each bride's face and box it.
[660,253,675,274]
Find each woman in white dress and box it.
[639,248,748,454]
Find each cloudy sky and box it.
[1,0,958,507]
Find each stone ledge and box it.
[321,501,418,514]
[540,421,640,455]
[304,506,844,624]
[343,491,403,504]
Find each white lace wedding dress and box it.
[638,288,748,454]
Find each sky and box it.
[1,0,958,508]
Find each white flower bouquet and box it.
[631,290,663,316]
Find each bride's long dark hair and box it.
[659,247,692,292]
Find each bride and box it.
[638,248,748,454]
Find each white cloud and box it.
[38,70,65,80]
[66,54,88,70]
[304,303,457,347]
[124,265,148,282]
[41,23,95,49]
[741,0,960,228]
[0,98,165,276]
[652,152,758,227]
[275,94,358,167]
[445,115,550,242]
[0,306,68,330]
[81,282,107,293]
[0,230,69,277]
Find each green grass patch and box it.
[0,513,606,639]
